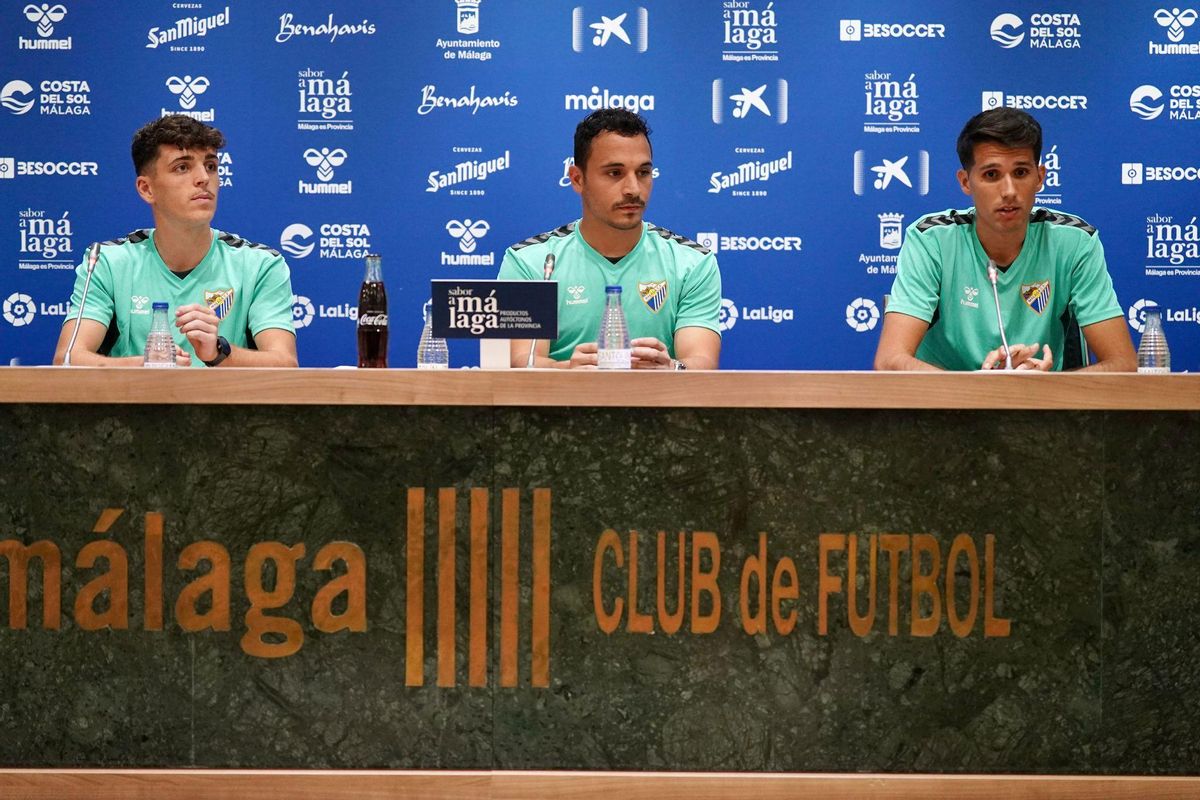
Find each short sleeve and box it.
[673,253,722,335]
[247,255,296,336]
[886,227,942,323]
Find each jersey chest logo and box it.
[1021,280,1051,315]
[205,288,235,319]
[638,280,668,313]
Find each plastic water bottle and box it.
[597,285,631,369]
[416,302,449,369]
[1137,306,1170,373]
[143,302,177,368]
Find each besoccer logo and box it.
[1,80,34,115]
[25,3,67,37]
[572,7,649,52]
[845,297,880,332]
[280,223,314,258]
[1128,298,1162,333]
[718,298,738,332]
[711,79,788,124]
[3,292,36,326]
[292,294,315,328]
[1155,7,1198,42]
[304,147,347,181]
[445,219,490,253]
[165,75,210,110]
[1122,162,1144,184]
[990,13,1024,48]
[1130,85,1164,120]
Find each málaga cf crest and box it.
[205,288,235,320]
[638,281,668,313]
[1021,281,1050,315]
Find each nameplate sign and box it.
[431,279,558,339]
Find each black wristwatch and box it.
[203,335,231,367]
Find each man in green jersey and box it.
[53,115,297,368]
[498,109,722,369]
[874,108,1135,372]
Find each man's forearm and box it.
[218,345,298,368]
[1076,354,1137,373]
[874,353,942,371]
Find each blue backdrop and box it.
[2,1,1198,369]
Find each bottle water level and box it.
[144,301,177,368]
[597,285,631,370]
[416,308,449,369]
[1137,307,1170,374]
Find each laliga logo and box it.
[1128,298,1161,333]
[718,298,739,332]
[1155,7,1198,42]
[1,80,34,115]
[165,75,209,110]
[24,3,67,37]
[304,147,347,182]
[3,292,36,326]
[572,7,649,52]
[846,297,880,333]
[1130,85,1165,120]
[291,294,316,329]
[446,219,490,253]
[990,13,1024,48]
[280,223,314,258]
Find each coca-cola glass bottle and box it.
[357,254,388,368]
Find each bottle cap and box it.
[152,301,168,310]
[605,285,622,293]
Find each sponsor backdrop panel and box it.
[2,1,1196,369]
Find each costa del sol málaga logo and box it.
[990,13,1024,47]
[280,223,314,258]
[1,80,34,114]
[1130,84,1165,119]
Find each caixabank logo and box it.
[572,7,649,52]
[853,150,929,196]
[711,79,787,124]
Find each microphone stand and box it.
[525,253,556,368]
[62,241,101,367]
[986,259,1013,370]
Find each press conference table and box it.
[1,369,1198,800]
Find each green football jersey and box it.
[65,228,295,365]
[886,208,1123,371]
[497,220,721,361]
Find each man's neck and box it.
[154,222,212,273]
[578,217,642,260]
[976,227,1025,268]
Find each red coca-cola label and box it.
[358,312,388,327]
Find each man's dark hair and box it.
[573,108,652,172]
[131,114,225,176]
[955,108,1042,170]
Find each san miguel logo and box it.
[1021,280,1051,314]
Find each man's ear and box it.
[135,173,153,204]
[956,168,972,197]
[569,164,584,196]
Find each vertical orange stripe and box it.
[531,488,551,688]
[437,488,457,688]
[406,488,425,687]
[469,488,489,687]
[500,488,520,688]
[143,512,163,631]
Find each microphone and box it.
[986,258,1013,370]
[62,241,101,367]
[525,253,556,368]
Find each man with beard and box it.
[874,108,1134,371]
[498,109,722,369]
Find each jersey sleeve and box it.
[64,252,114,327]
[247,254,297,336]
[886,225,942,323]
[1067,231,1122,328]
[674,252,722,335]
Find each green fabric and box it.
[497,220,721,361]
[886,207,1123,371]
[66,228,295,366]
